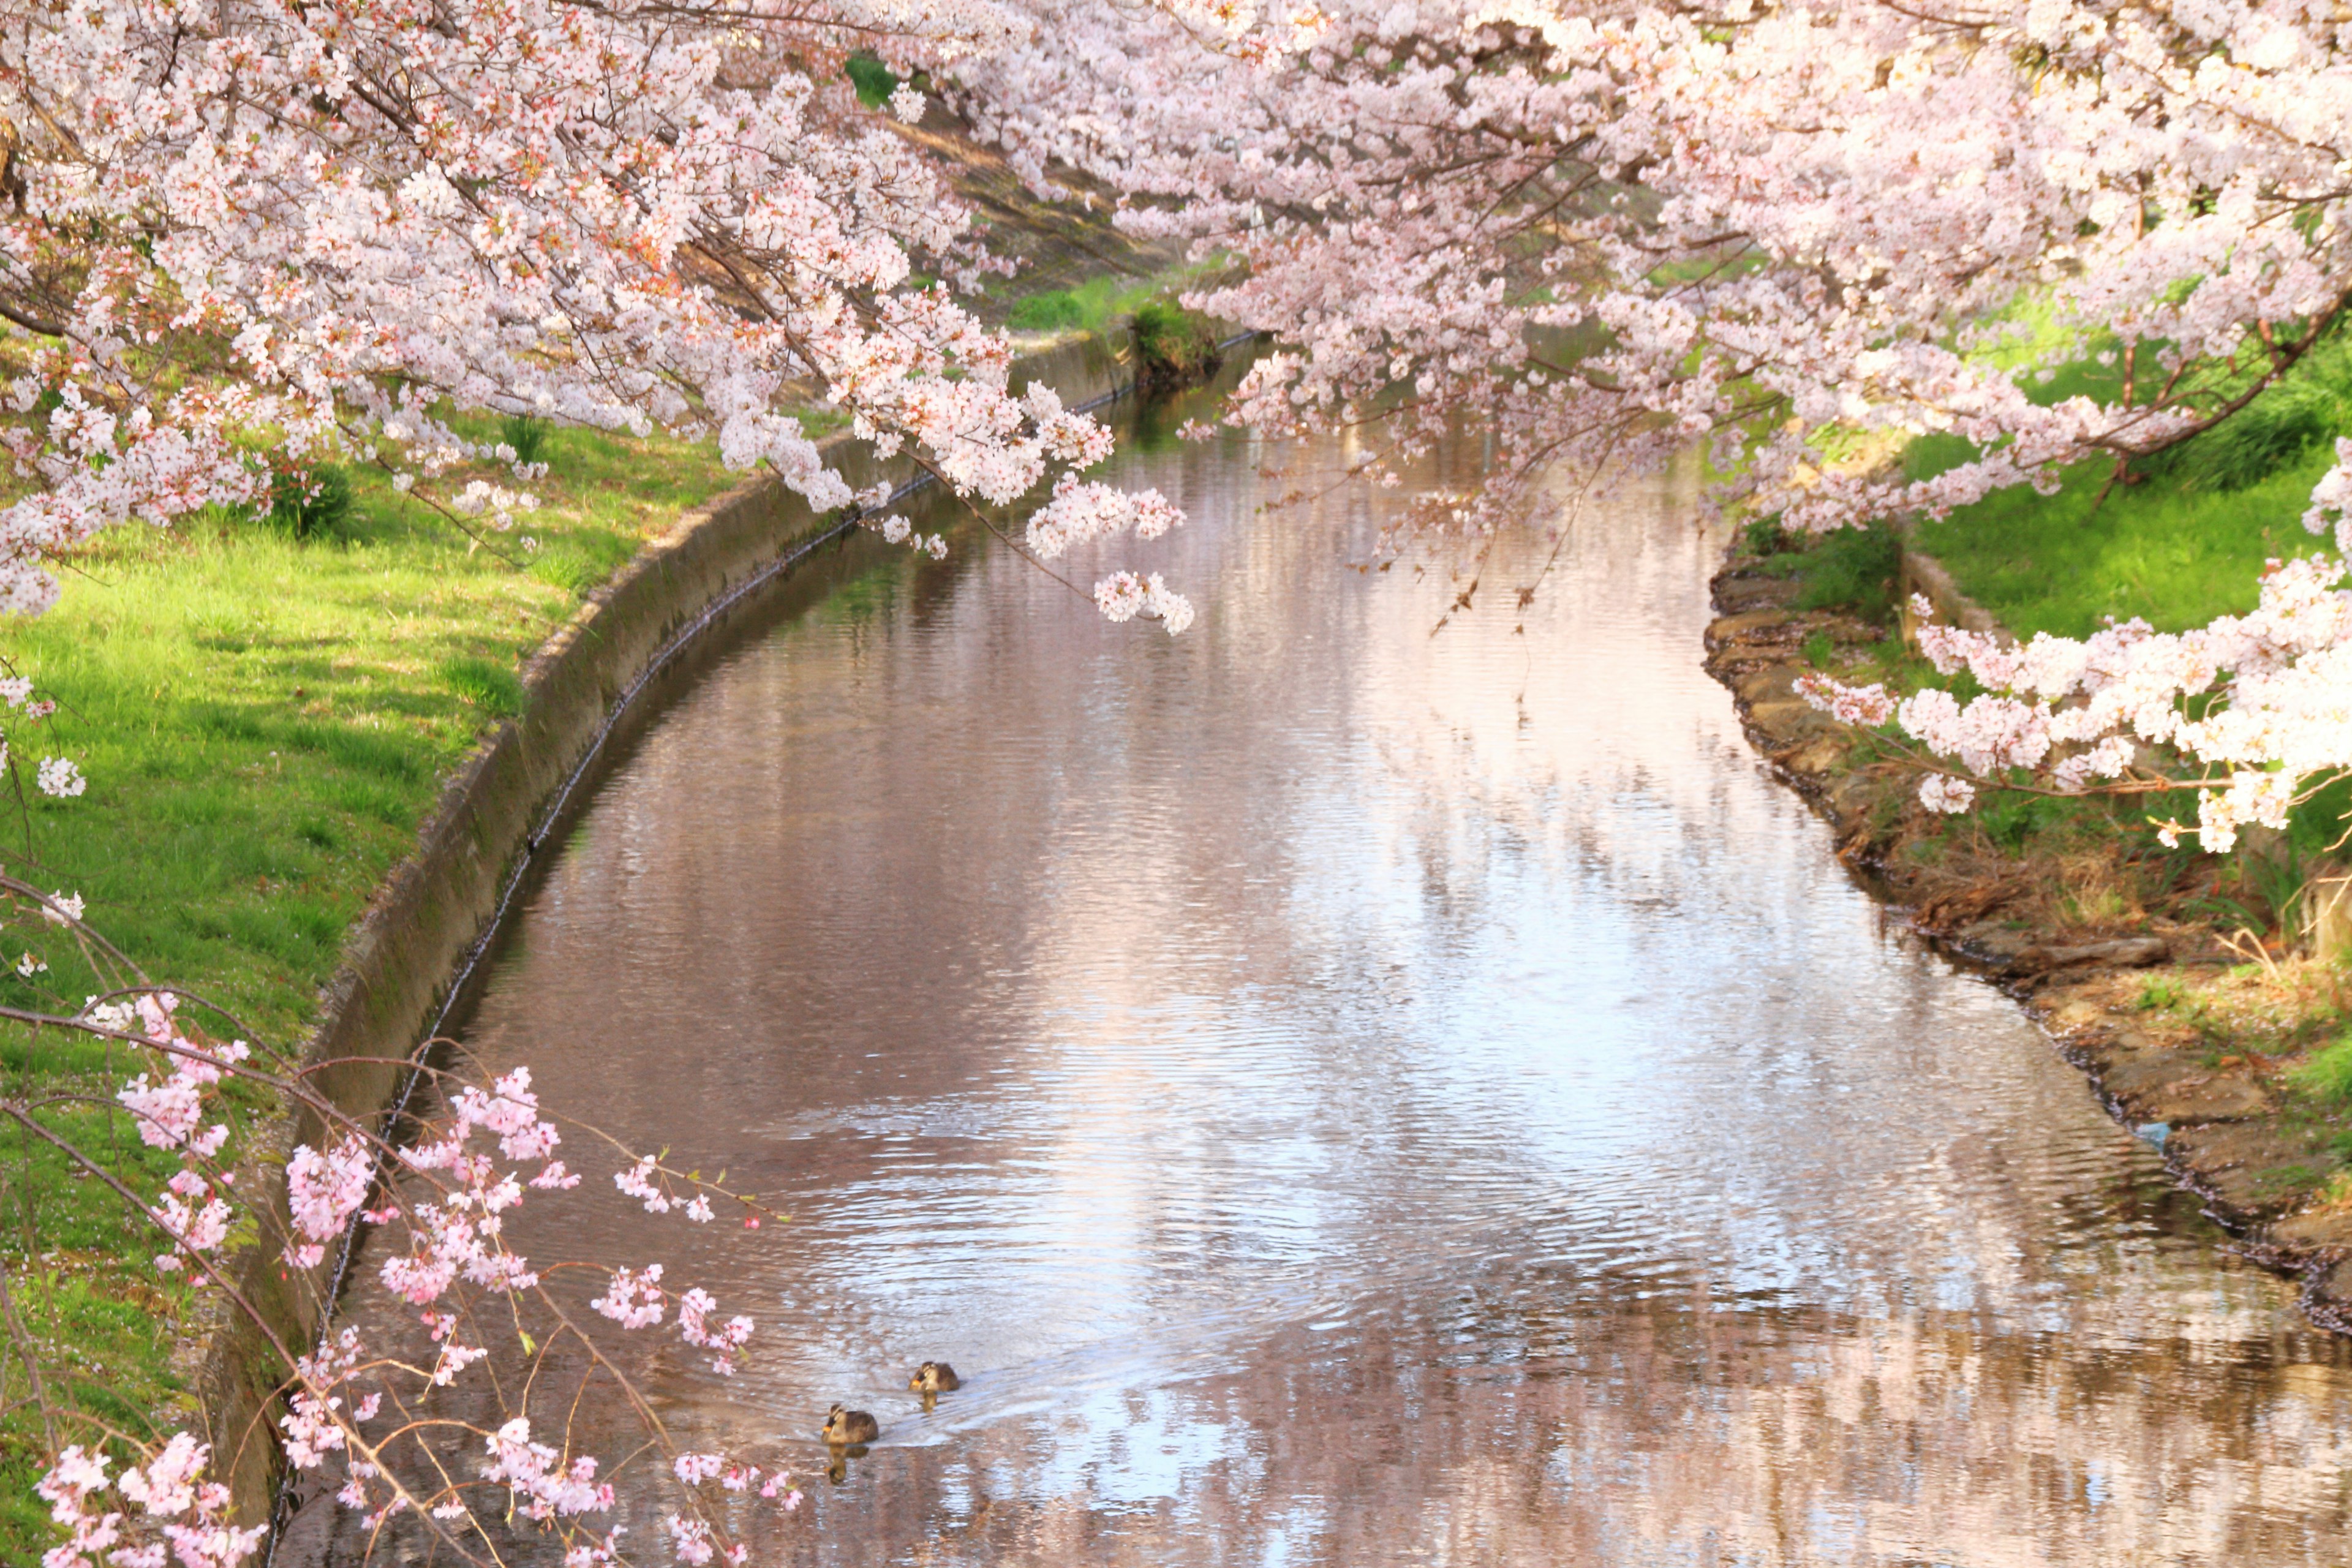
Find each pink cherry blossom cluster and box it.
[24,979,790,1565]
[34,1436,265,1568]
[110,994,240,1166]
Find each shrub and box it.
[1743,513,1788,556]
[846,54,897,108]
[268,463,353,538]
[1133,299,1222,387]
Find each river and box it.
[306,369,2352,1566]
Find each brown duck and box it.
[907,1361,962,1395]
[820,1403,880,1446]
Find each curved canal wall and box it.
[200,333,1134,1526]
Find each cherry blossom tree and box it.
[947,0,2352,845]
[0,0,1188,631]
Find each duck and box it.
[820,1403,880,1446]
[907,1360,962,1395]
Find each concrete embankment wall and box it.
[202,332,1133,1524]
[1898,541,2010,647]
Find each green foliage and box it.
[846,54,897,108]
[1133,300,1223,386]
[1008,290,1086,331]
[439,655,526,717]
[1801,629,1834,667]
[2291,772,2352,859]
[2239,840,2312,933]
[1790,521,1899,620]
[1974,788,2087,853]
[267,464,352,539]
[1752,519,1901,623]
[1742,514,1789,556]
[2289,1036,2352,1103]
[2136,973,2187,1011]
[501,413,550,468]
[2143,339,2352,495]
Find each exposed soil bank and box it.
[1705,557,2352,1333]
[196,333,1136,1528]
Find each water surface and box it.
[318,379,2352,1566]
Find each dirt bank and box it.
[1704,557,2352,1331]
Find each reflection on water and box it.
[312,375,2352,1565]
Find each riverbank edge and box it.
[1704,545,2352,1335]
[192,331,1137,1527]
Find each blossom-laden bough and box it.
[12,878,809,1567]
[0,0,1192,639]
[946,0,2352,839]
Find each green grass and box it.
[2290,1036,2352,1103]
[1747,517,1904,625]
[1912,443,2337,639]
[1907,311,2352,639]
[0,415,742,1559]
[1001,265,1226,340]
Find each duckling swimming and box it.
[907,1361,962,1395]
[820,1403,879,1446]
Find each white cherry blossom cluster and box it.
[0,0,1190,635]
[946,0,2352,811]
[1093,570,1196,633]
[1802,566,2352,848]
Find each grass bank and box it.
[0,420,738,1555]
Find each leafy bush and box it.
[268,463,353,539]
[1009,290,1085,331]
[1742,514,1788,556]
[1133,300,1221,386]
[1787,519,1901,622]
[438,655,526,717]
[846,55,897,108]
